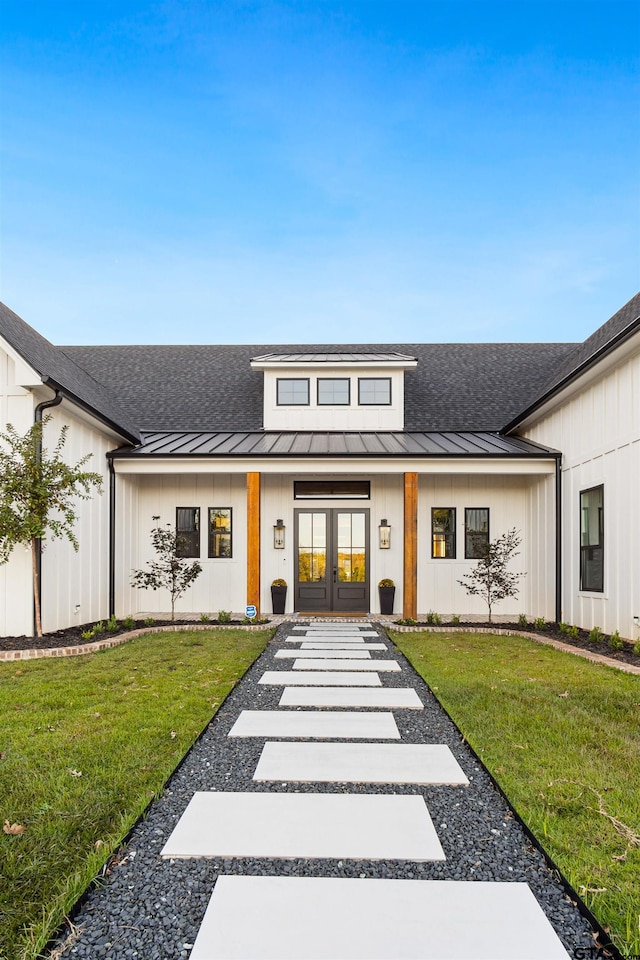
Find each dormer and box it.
[250,352,418,431]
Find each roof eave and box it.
[43,377,140,445]
[503,316,640,433]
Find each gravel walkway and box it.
[53,623,597,959]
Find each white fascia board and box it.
[251,359,418,371]
[0,334,43,387]
[113,456,556,476]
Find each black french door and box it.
[294,509,369,613]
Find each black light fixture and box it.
[378,518,391,549]
[273,519,285,549]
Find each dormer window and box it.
[252,352,417,431]
[358,377,391,405]
[317,378,350,405]
[277,378,309,405]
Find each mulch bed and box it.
[2,618,638,668]
[0,619,265,652]
[392,620,640,668]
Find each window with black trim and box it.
[317,378,350,405]
[358,377,391,405]
[580,486,603,592]
[294,480,370,499]
[176,507,200,557]
[432,508,456,558]
[465,508,489,559]
[208,508,232,558]
[277,378,310,405]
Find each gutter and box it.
[33,389,64,636]
[108,459,116,619]
[555,454,562,624]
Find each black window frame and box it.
[176,507,200,558]
[465,507,490,559]
[208,507,232,559]
[276,378,310,405]
[580,485,604,592]
[317,377,351,406]
[294,480,370,500]
[432,507,456,559]
[357,377,392,406]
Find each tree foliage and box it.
[131,518,202,620]
[0,417,103,636]
[457,527,525,622]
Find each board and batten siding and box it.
[39,406,115,634]
[0,340,38,636]
[126,473,248,617]
[522,333,640,640]
[416,473,551,620]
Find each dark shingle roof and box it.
[63,341,575,433]
[506,292,640,430]
[0,302,140,441]
[113,430,558,459]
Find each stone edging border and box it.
[0,622,274,663]
[389,625,640,675]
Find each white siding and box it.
[262,367,406,432]
[417,474,541,620]
[0,342,38,636]
[40,407,114,633]
[127,474,248,617]
[523,335,640,640]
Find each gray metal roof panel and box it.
[114,431,558,458]
[251,352,417,363]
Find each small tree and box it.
[457,527,525,623]
[131,517,202,620]
[0,417,103,637]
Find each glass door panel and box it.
[298,512,327,582]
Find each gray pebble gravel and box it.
[52,623,597,958]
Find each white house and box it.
[0,293,638,640]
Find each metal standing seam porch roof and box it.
[109,430,560,459]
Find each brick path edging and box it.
[389,625,640,676]
[0,622,275,663]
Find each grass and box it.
[390,629,640,957]
[0,628,271,960]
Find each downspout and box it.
[108,456,116,619]
[555,454,562,624]
[34,389,64,636]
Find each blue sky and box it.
[1,1,638,344]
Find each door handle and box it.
[333,567,337,583]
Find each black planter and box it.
[378,586,395,615]
[271,585,287,615]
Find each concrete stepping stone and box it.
[292,625,368,631]
[188,875,570,959]
[284,636,367,643]
[259,671,382,686]
[161,793,443,861]
[279,687,424,710]
[228,709,400,739]
[275,649,372,659]
[294,630,379,637]
[254,742,469,785]
[299,642,387,650]
[293,658,400,672]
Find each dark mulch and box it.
[0,618,269,652]
[393,620,640,668]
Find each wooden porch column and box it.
[247,472,261,615]
[403,472,418,620]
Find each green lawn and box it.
[390,629,640,957]
[0,628,271,960]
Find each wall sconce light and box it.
[273,519,286,549]
[378,519,391,549]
